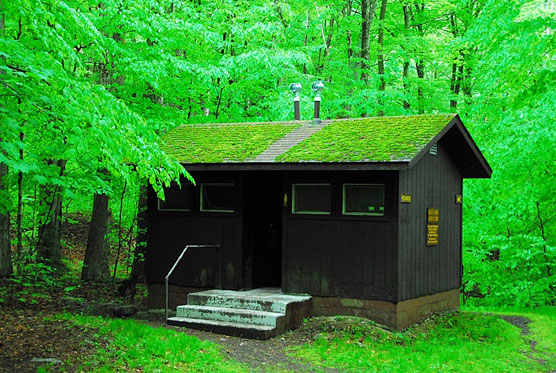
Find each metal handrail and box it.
[165,244,221,324]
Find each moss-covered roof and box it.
[162,122,300,163]
[278,114,455,162]
[162,114,456,164]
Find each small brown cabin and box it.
[146,114,491,329]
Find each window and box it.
[292,184,331,215]
[200,183,234,212]
[343,184,384,216]
[158,183,193,211]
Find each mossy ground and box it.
[61,314,246,372]
[289,310,555,372]
[2,276,553,373]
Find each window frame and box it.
[291,183,332,215]
[157,184,194,212]
[342,183,385,217]
[200,182,235,213]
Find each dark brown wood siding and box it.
[398,141,462,301]
[146,172,243,289]
[283,171,398,302]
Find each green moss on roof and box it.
[163,123,299,163]
[277,114,455,162]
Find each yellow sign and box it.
[283,193,288,206]
[401,194,412,203]
[427,208,439,223]
[427,224,439,245]
[427,208,439,246]
[455,195,463,204]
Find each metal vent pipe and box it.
[289,83,302,121]
[312,81,324,124]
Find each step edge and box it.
[176,305,285,317]
[168,317,276,330]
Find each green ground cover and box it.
[58,314,245,372]
[290,309,556,372]
[52,308,555,372]
[461,306,556,372]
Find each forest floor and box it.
[1,279,555,372]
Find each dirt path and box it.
[496,314,549,368]
[143,316,337,372]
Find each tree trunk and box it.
[360,0,377,82]
[16,130,23,267]
[450,62,463,109]
[0,162,13,278]
[303,10,309,74]
[413,3,425,114]
[345,0,353,66]
[112,180,127,279]
[325,19,334,58]
[36,160,66,271]
[0,11,13,278]
[415,59,425,114]
[82,192,110,282]
[377,0,388,116]
[130,182,148,284]
[402,5,411,111]
[449,15,462,109]
[402,61,410,110]
[462,65,473,104]
[36,186,64,269]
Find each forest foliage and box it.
[0,0,554,306]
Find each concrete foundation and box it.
[150,284,460,332]
[312,289,460,330]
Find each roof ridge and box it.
[250,122,329,162]
[171,113,456,128]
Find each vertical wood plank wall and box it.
[397,142,462,301]
[283,171,399,302]
[146,173,244,290]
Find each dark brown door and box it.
[246,172,283,288]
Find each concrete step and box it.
[170,288,312,339]
[187,288,311,314]
[188,293,287,313]
[167,317,277,340]
[176,305,285,329]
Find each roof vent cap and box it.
[311,81,325,97]
[289,83,302,99]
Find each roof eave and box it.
[181,162,410,172]
[454,119,493,178]
[408,114,459,169]
[407,114,492,179]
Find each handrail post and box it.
[165,276,169,321]
[164,244,220,326]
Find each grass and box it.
[462,305,556,371]
[54,308,556,372]
[58,313,245,372]
[290,310,555,372]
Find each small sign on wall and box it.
[401,194,412,203]
[427,208,439,246]
[455,195,463,204]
